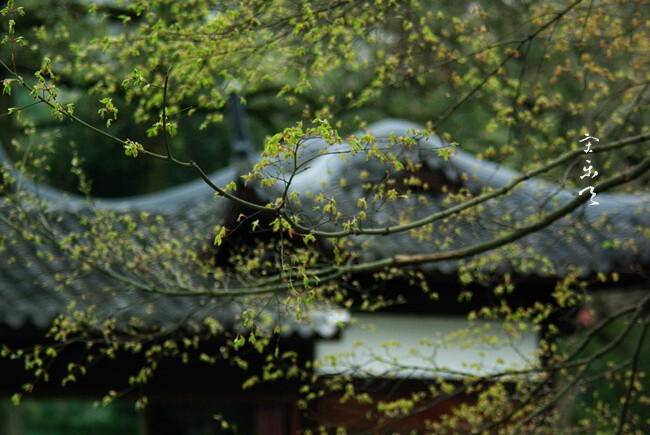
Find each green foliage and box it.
[0,0,648,433]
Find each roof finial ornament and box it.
[224,81,255,167]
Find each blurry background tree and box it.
[4,0,645,196]
[0,0,648,432]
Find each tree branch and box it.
[384,155,650,268]
[283,132,649,238]
[0,58,279,214]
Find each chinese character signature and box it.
[578,133,600,206]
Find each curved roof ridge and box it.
[0,133,240,213]
[365,119,649,209]
[2,118,647,215]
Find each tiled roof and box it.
[0,142,348,335]
[0,119,647,333]
[253,119,650,277]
